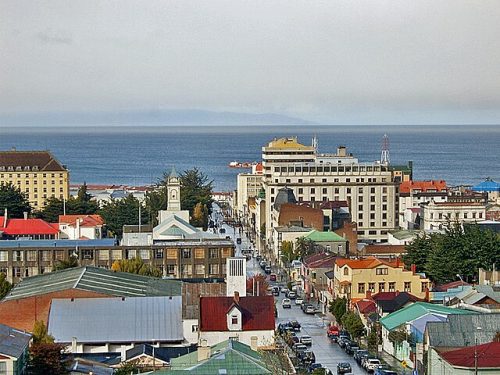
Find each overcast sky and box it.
[1,0,500,125]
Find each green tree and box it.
[0,183,32,218]
[27,343,68,375]
[98,195,148,237]
[295,237,315,259]
[280,240,295,264]
[341,311,365,339]
[0,272,12,300]
[32,321,54,344]
[191,202,205,228]
[402,233,433,273]
[115,363,140,375]
[329,297,347,323]
[53,256,79,272]
[367,325,379,353]
[111,257,162,277]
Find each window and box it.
[359,196,363,202]
[310,188,315,194]
[182,249,192,258]
[322,188,327,194]
[13,267,21,278]
[358,283,365,294]
[155,249,164,259]
[167,264,176,274]
[343,267,349,275]
[14,251,23,262]
[376,268,388,275]
[41,251,51,261]
[181,264,192,276]
[191,325,198,332]
[196,264,205,275]
[209,263,219,275]
[388,282,396,292]
[358,205,363,211]
[298,188,303,194]
[404,282,411,292]
[346,188,351,194]
[421,282,429,292]
[368,283,375,292]
[195,249,205,259]
[371,187,376,194]
[209,248,219,258]
[231,315,238,325]
[378,282,385,292]
[0,251,7,262]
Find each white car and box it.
[295,298,304,305]
[365,358,381,371]
[300,335,312,345]
[282,298,292,308]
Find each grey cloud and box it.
[36,29,72,44]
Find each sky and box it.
[1,0,500,125]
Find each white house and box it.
[58,214,104,240]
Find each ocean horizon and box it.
[1,125,499,191]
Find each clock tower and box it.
[167,166,181,212]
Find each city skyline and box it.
[1,1,500,126]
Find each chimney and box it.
[197,340,210,362]
[395,290,400,296]
[411,264,416,274]
[23,211,28,220]
[71,337,78,353]
[120,345,127,362]
[250,336,258,351]
[233,291,240,304]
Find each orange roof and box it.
[400,180,447,194]
[336,257,400,269]
[59,214,104,227]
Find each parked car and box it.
[336,362,352,374]
[327,325,340,338]
[300,335,313,346]
[236,237,242,244]
[364,358,381,373]
[287,291,297,299]
[345,341,360,355]
[290,320,301,331]
[272,286,280,296]
[269,273,277,282]
[219,228,226,234]
[281,287,289,294]
[374,366,398,375]
[295,297,304,305]
[337,335,350,348]
[301,303,312,312]
[282,298,292,308]
[305,304,316,314]
[299,350,316,365]
[353,349,368,364]
[292,343,308,355]
[264,266,272,274]
[307,363,323,373]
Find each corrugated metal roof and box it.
[0,323,32,358]
[305,230,345,242]
[3,266,181,301]
[426,313,500,347]
[49,296,183,343]
[0,238,116,248]
[380,302,474,331]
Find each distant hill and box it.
[0,109,316,126]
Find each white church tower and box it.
[226,257,247,297]
[167,166,181,212]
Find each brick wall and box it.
[0,289,108,332]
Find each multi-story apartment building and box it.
[420,200,487,230]
[260,137,400,242]
[333,257,431,301]
[0,239,235,283]
[236,163,263,221]
[0,150,69,209]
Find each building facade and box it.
[0,150,69,209]
[260,137,400,242]
[421,201,487,230]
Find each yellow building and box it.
[333,257,431,302]
[0,150,69,210]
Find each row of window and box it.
[272,165,388,173]
[357,281,428,294]
[11,179,64,185]
[0,172,65,178]
[430,211,483,220]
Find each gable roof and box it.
[373,292,421,313]
[0,218,59,235]
[125,343,197,364]
[165,339,271,374]
[336,257,399,270]
[199,296,275,332]
[48,296,183,343]
[440,342,500,369]
[432,280,470,292]
[305,230,345,242]
[399,180,447,194]
[0,151,66,172]
[0,323,32,358]
[426,313,500,347]
[59,214,104,227]
[3,266,181,301]
[356,299,377,315]
[380,302,475,331]
[472,178,500,193]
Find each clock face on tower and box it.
[171,189,178,199]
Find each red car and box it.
[269,273,277,281]
[327,325,339,338]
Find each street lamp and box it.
[474,326,482,375]
[456,274,464,283]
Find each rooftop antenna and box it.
[381,134,390,165]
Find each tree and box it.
[341,311,365,339]
[246,274,269,296]
[0,183,32,218]
[32,321,54,344]
[191,202,206,228]
[367,324,379,353]
[402,233,432,273]
[53,256,79,272]
[280,240,295,264]
[27,343,68,375]
[329,297,347,323]
[111,257,162,277]
[98,194,148,237]
[0,272,12,300]
[295,237,315,259]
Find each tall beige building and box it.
[0,150,70,210]
[261,137,399,242]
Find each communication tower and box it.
[381,134,390,165]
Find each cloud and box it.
[36,29,72,45]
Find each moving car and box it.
[295,297,304,305]
[287,291,297,299]
[282,298,292,308]
[300,335,313,346]
[327,325,339,338]
[264,266,272,274]
[290,320,301,331]
[236,237,242,244]
[272,286,280,296]
[305,304,316,314]
[292,343,308,355]
[336,362,352,374]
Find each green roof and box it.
[152,340,271,374]
[3,266,181,301]
[305,230,345,242]
[388,229,423,240]
[380,302,475,331]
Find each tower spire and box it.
[381,134,390,165]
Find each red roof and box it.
[372,291,421,302]
[199,296,275,332]
[400,180,447,194]
[336,257,400,269]
[59,214,104,227]
[0,218,59,235]
[433,280,470,292]
[356,299,377,314]
[440,342,500,368]
[303,252,336,268]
